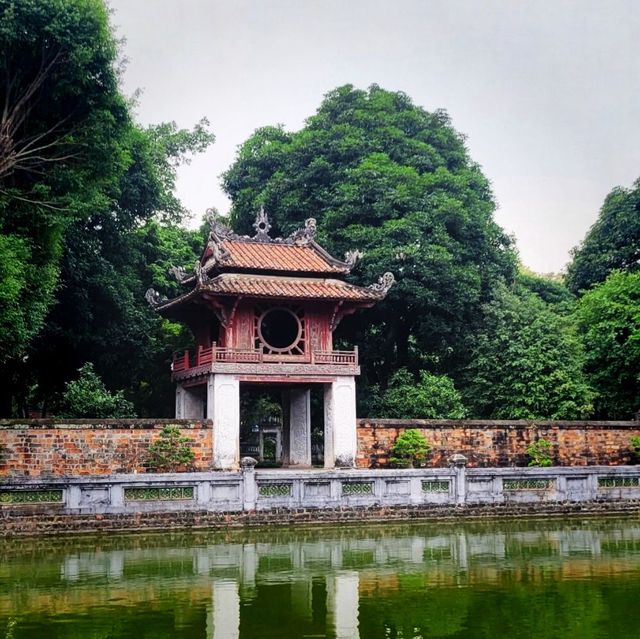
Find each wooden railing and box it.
[171,345,358,373]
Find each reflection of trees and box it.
[359,580,471,638]
[3,519,640,638]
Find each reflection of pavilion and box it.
[146,209,393,469]
[7,523,640,637]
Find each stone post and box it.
[175,383,184,418]
[449,454,468,506]
[241,456,258,511]
[65,484,81,510]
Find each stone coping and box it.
[1,418,637,429]
[0,419,212,429]
[3,465,640,487]
[358,418,639,429]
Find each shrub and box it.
[59,363,135,418]
[526,438,553,467]
[381,369,466,419]
[146,426,195,472]
[390,430,431,468]
[631,436,640,458]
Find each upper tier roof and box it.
[203,238,349,274]
[193,209,354,278]
[144,208,394,310]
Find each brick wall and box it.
[357,419,640,468]
[3,418,640,477]
[0,420,213,477]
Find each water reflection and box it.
[2,518,640,638]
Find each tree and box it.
[517,267,574,306]
[574,270,640,419]
[0,0,131,369]
[462,283,595,419]
[223,85,517,407]
[379,368,466,419]
[566,178,640,295]
[25,184,209,418]
[0,0,215,416]
[58,363,134,418]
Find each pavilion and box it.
[146,209,393,469]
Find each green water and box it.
[2,517,640,638]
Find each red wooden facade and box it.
[146,209,394,384]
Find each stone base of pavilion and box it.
[176,373,358,471]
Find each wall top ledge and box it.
[0,419,212,430]
[358,418,639,429]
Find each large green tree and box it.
[223,85,517,404]
[0,0,130,368]
[25,128,212,417]
[566,178,640,294]
[462,282,594,419]
[574,270,640,419]
[0,0,215,416]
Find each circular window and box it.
[258,308,302,352]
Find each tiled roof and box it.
[204,240,349,274]
[201,274,382,301]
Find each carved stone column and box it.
[324,376,357,468]
[208,373,240,470]
[289,387,312,466]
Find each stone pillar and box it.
[324,376,357,468]
[449,454,468,505]
[289,387,312,466]
[326,571,360,639]
[175,383,205,419]
[175,384,184,418]
[207,374,240,470]
[241,456,257,510]
[281,389,291,465]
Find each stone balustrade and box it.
[2,463,640,517]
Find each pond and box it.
[2,517,640,638]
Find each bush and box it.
[526,438,553,467]
[59,363,135,418]
[390,430,431,468]
[631,436,640,458]
[145,426,195,472]
[381,369,466,419]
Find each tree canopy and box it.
[574,270,640,419]
[566,178,640,295]
[462,282,594,419]
[223,85,518,404]
[0,0,213,416]
[0,0,131,368]
[378,369,466,419]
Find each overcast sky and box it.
[109,0,639,273]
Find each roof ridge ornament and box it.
[205,207,240,241]
[344,249,364,268]
[169,265,189,283]
[194,260,210,284]
[368,272,396,296]
[288,218,317,245]
[252,206,272,241]
[145,288,167,306]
